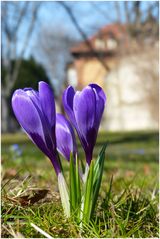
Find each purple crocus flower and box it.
[11,81,61,175]
[56,113,77,161]
[63,84,106,165]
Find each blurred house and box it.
[67,24,159,132]
[67,24,128,89]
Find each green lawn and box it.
[1,131,159,238]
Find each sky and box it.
[2,1,158,59]
[7,0,155,93]
[2,1,158,94]
[19,1,157,59]
[24,1,126,58]
[2,1,158,76]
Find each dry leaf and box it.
[3,169,17,179]
[6,189,49,206]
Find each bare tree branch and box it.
[124,2,130,24]
[114,2,121,23]
[90,2,116,23]
[133,1,141,28]
[35,25,75,95]
[59,1,110,71]
[3,2,41,96]
[12,2,29,57]
[2,2,41,132]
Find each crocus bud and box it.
[12,81,61,175]
[63,84,106,165]
[56,113,77,161]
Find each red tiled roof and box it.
[71,23,127,53]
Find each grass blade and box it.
[83,160,94,223]
[69,154,77,212]
[76,156,81,206]
[91,143,108,216]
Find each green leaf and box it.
[83,160,94,223]
[80,155,85,174]
[69,154,77,212]
[104,175,113,210]
[91,142,108,217]
[75,156,81,206]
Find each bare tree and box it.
[114,1,122,24]
[34,25,76,96]
[34,25,78,114]
[91,1,158,44]
[59,1,110,71]
[59,1,158,67]
[1,2,41,132]
[124,1,132,24]
[125,1,158,43]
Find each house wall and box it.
[103,47,159,131]
[67,45,158,132]
[74,57,116,89]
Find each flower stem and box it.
[58,172,70,218]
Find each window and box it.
[106,38,117,50]
[67,68,78,87]
[95,38,105,50]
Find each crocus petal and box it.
[24,86,56,158]
[12,84,61,175]
[89,84,106,130]
[63,84,106,165]
[24,88,40,109]
[73,86,97,164]
[38,81,57,153]
[73,86,96,142]
[56,113,77,161]
[39,81,56,128]
[63,86,77,127]
[89,84,106,103]
[12,90,49,156]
